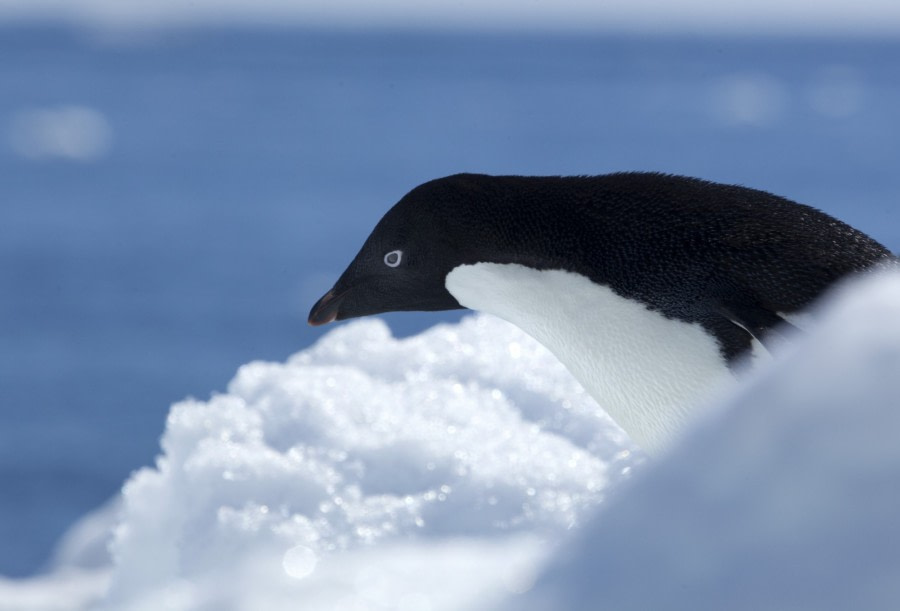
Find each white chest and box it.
[445,263,738,453]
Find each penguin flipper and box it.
[719,302,800,350]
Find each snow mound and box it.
[511,272,900,610]
[101,314,637,609]
[8,272,900,611]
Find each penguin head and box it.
[308,175,487,326]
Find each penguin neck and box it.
[445,262,737,454]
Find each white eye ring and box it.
[384,250,403,267]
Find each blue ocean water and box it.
[0,27,898,577]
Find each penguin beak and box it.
[308,288,344,326]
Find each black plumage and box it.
[310,172,894,365]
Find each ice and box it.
[99,313,636,609]
[281,545,317,579]
[507,272,900,610]
[0,569,110,611]
[5,272,900,610]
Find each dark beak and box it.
[308,288,344,326]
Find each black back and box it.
[388,173,895,362]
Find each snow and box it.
[4,272,900,610]
[509,272,900,610]
[100,313,636,610]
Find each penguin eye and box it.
[384,250,403,268]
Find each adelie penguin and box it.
[309,173,895,453]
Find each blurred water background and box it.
[0,21,898,576]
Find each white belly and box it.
[445,263,737,453]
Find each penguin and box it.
[308,173,894,453]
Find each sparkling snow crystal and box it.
[9,274,900,611]
[101,314,637,609]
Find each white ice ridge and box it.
[99,312,637,609]
[5,272,900,611]
[506,271,900,610]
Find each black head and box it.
[308,174,495,325]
